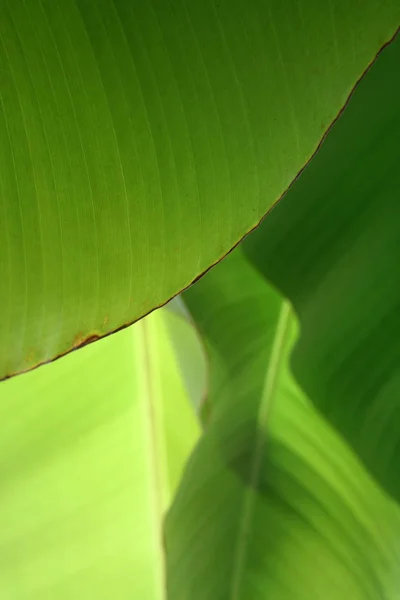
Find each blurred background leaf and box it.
[0,308,202,599]
[165,298,208,416]
[166,250,400,600]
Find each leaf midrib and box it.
[229,301,291,600]
[139,319,167,600]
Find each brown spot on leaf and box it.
[72,332,101,350]
[72,332,84,348]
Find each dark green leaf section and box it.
[244,31,400,502]
[166,251,400,600]
[1,0,399,379]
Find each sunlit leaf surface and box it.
[0,308,201,599]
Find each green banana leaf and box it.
[0,308,201,599]
[244,29,400,501]
[1,1,399,379]
[167,251,400,600]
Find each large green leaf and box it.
[166,251,400,600]
[244,30,400,501]
[1,1,399,379]
[0,308,200,598]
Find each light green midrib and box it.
[139,319,167,600]
[230,301,292,600]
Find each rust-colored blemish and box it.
[72,332,85,348]
[81,333,101,346]
[72,332,101,350]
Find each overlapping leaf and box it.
[1,0,399,378]
[166,252,400,600]
[0,308,201,599]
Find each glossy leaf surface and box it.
[1,1,399,378]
